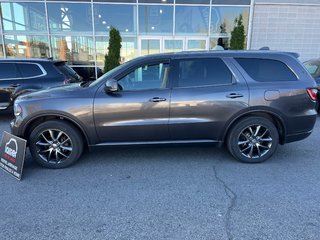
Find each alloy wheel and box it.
[237,124,273,159]
[36,129,73,164]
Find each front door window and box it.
[118,63,169,91]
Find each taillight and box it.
[307,88,318,101]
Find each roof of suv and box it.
[138,50,299,59]
[0,58,65,63]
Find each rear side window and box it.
[236,58,297,82]
[175,58,233,87]
[17,63,44,78]
[55,62,80,82]
[0,63,20,79]
[304,61,320,77]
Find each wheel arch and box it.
[23,114,90,146]
[223,110,286,145]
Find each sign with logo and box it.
[0,131,27,180]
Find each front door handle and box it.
[149,97,167,102]
[226,93,244,99]
[10,84,21,88]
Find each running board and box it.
[90,139,221,148]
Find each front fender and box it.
[10,86,42,105]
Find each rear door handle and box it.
[10,84,21,88]
[226,93,244,99]
[149,97,167,102]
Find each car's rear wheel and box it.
[227,117,279,163]
[29,120,83,169]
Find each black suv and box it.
[11,51,318,168]
[0,59,81,111]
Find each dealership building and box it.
[0,0,320,77]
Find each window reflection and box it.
[212,0,251,5]
[96,36,137,65]
[48,3,93,34]
[187,40,207,51]
[51,36,94,64]
[0,37,4,58]
[175,6,209,35]
[164,40,183,53]
[94,0,136,2]
[141,39,160,56]
[176,0,210,4]
[139,0,173,3]
[210,7,249,49]
[4,35,49,58]
[94,4,137,35]
[139,6,173,35]
[1,2,46,33]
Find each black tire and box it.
[29,120,83,169]
[226,117,279,163]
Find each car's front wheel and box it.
[29,120,83,169]
[226,117,279,163]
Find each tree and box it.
[104,27,122,73]
[230,15,245,50]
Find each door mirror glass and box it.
[105,79,119,93]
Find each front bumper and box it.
[10,117,24,138]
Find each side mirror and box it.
[104,79,119,93]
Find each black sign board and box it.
[0,131,27,180]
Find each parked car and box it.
[71,62,103,81]
[0,59,81,111]
[303,59,320,111]
[11,51,318,168]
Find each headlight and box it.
[14,103,22,117]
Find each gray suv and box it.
[11,51,318,168]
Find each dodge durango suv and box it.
[11,51,318,168]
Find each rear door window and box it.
[236,58,297,82]
[0,63,20,79]
[174,58,233,88]
[17,63,44,78]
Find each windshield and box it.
[89,60,135,87]
[55,62,81,82]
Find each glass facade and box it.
[5,35,49,58]
[139,5,173,35]
[2,2,47,34]
[47,3,93,34]
[0,0,251,77]
[175,6,209,35]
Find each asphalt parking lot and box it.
[0,113,320,240]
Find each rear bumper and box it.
[283,130,313,144]
[283,111,317,144]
